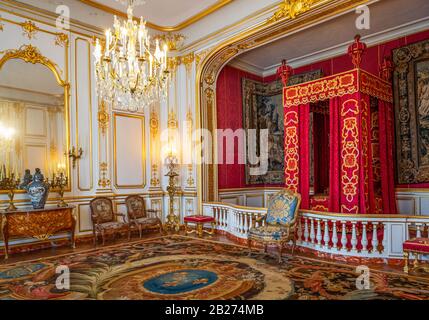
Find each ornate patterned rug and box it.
[1,235,429,300]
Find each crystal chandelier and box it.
[94,0,170,112]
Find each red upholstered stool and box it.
[184,215,216,238]
[403,238,429,273]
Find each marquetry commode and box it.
[0,206,76,259]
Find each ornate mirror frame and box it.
[0,44,71,192]
[195,0,370,205]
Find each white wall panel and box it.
[113,113,146,189]
[25,106,46,137]
[77,204,93,233]
[23,144,47,173]
[75,38,93,191]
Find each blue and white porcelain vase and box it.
[26,168,50,209]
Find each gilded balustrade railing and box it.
[202,202,429,259]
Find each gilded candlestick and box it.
[164,154,180,233]
[2,173,20,212]
[50,172,68,207]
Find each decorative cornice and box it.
[268,0,318,23]
[153,33,186,51]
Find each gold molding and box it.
[77,0,234,32]
[75,37,94,192]
[113,113,146,189]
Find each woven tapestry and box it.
[393,39,429,183]
[242,69,323,185]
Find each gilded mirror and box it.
[0,45,71,191]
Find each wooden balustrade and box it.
[203,202,429,259]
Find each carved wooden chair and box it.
[248,189,301,263]
[125,195,163,238]
[90,197,130,246]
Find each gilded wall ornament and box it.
[186,109,193,133]
[55,33,69,47]
[167,56,181,73]
[154,33,186,51]
[185,198,194,216]
[0,17,4,32]
[98,162,111,188]
[150,164,160,187]
[150,111,159,137]
[1,45,50,67]
[98,100,110,135]
[0,45,65,86]
[168,111,178,129]
[21,20,38,39]
[269,0,316,22]
[187,164,195,187]
[182,52,195,71]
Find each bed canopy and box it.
[277,35,397,214]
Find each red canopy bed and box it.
[278,36,397,214]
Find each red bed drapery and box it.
[278,36,397,214]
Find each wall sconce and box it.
[66,147,83,169]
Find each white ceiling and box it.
[231,0,429,75]
[0,59,64,95]
[88,0,222,26]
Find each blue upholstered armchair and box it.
[247,189,301,263]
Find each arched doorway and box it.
[195,0,370,203]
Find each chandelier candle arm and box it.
[94,4,171,112]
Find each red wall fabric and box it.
[216,66,262,189]
[216,29,429,190]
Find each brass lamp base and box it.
[164,213,180,233]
